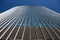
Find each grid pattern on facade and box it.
[0,6,60,40]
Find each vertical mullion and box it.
[6,12,23,40]
[13,12,25,40]
[0,11,21,39]
[21,13,28,40]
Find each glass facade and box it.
[0,6,60,40]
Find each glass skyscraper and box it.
[0,6,60,40]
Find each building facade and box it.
[0,6,60,40]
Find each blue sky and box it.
[0,0,60,13]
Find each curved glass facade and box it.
[0,6,60,40]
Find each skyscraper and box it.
[0,6,60,40]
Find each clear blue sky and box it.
[0,0,60,13]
